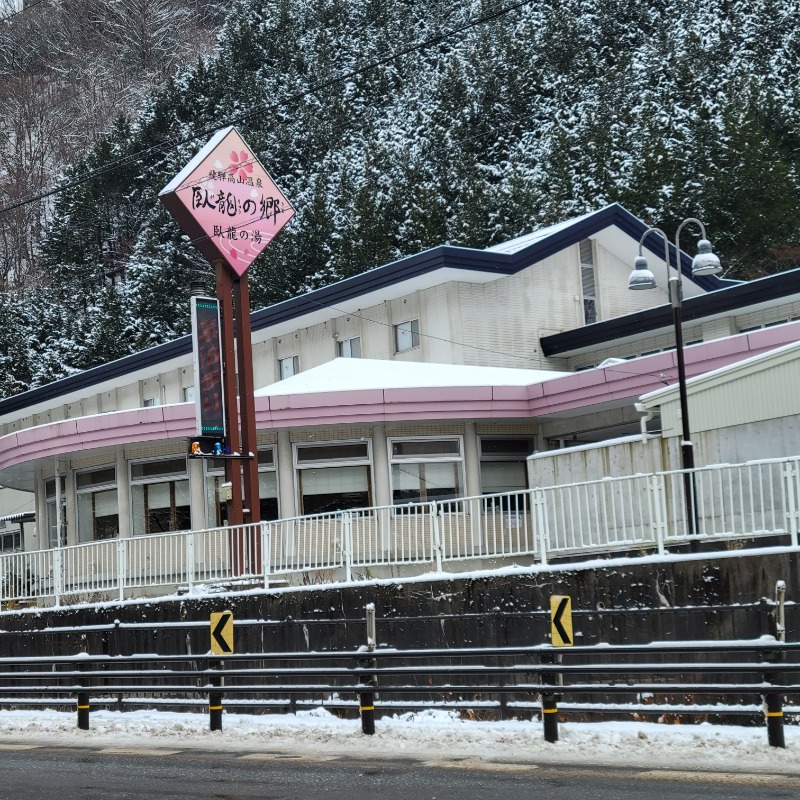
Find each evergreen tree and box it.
[0,0,796,397]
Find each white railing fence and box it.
[1,456,798,607]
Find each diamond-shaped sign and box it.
[159,126,295,276]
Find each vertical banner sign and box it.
[191,296,225,438]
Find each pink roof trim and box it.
[1,324,798,472]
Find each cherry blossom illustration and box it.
[229,149,254,181]
[225,239,254,265]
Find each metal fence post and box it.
[649,473,667,555]
[186,530,195,594]
[783,460,800,547]
[430,503,443,572]
[762,581,787,748]
[76,635,90,730]
[53,547,63,607]
[209,659,223,732]
[533,489,548,565]
[117,538,126,602]
[541,652,559,743]
[359,603,377,735]
[262,522,271,590]
[342,512,353,583]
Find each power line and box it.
[0,0,534,218]
[307,297,542,364]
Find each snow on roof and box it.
[485,207,604,255]
[255,358,569,397]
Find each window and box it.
[0,530,21,552]
[258,453,279,522]
[204,447,279,526]
[279,355,299,379]
[389,437,463,505]
[580,239,598,325]
[479,438,533,508]
[183,386,196,403]
[143,397,158,407]
[45,477,66,548]
[394,319,420,352]
[76,466,118,542]
[295,440,372,515]
[130,457,190,536]
[337,336,361,358]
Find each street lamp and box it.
[628,218,722,537]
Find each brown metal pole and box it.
[233,274,261,574]
[233,274,260,526]
[215,261,243,533]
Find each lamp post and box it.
[628,218,722,539]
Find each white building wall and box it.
[594,244,669,319]
[252,338,277,388]
[161,370,182,404]
[423,284,454,364]
[735,303,800,333]
[359,304,391,359]
[458,258,561,370]
[528,436,666,488]
[299,319,336,370]
[701,317,735,341]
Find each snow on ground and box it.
[0,708,798,773]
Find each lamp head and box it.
[628,255,657,290]
[691,239,722,276]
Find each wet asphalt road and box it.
[0,744,798,800]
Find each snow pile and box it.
[0,707,797,773]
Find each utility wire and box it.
[307,297,542,364]
[0,0,534,218]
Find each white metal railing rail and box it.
[1,456,798,607]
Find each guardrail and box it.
[0,637,796,747]
[1,455,798,606]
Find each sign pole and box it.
[233,273,261,571]
[160,125,295,579]
[215,261,243,530]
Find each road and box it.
[0,743,797,800]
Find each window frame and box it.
[129,456,190,536]
[388,436,464,507]
[393,319,420,353]
[478,436,534,508]
[293,439,374,516]
[337,336,362,358]
[278,354,300,380]
[204,446,279,526]
[75,464,119,542]
[579,239,598,325]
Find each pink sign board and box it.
[159,126,295,276]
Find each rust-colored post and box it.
[233,274,260,573]
[215,261,243,536]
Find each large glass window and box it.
[389,437,463,505]
[479,438,533,508]
[130,457,190,535]
[205,448,279,527]
[295,440,372,515]
[76,466,119,542]
[45,477,66,548]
